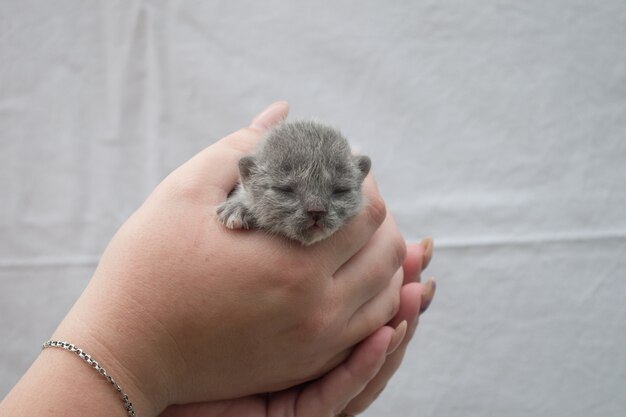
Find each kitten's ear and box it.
[354,155,371,180]
[238,156,257,181]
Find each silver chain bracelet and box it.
[42,340,137,417]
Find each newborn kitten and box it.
[217,120,371,245]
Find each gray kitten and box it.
[217,120,371,245]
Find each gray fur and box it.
[217,120,371,245]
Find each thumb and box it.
[166,102,289,204]
[249,100,289,131]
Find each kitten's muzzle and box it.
[307,210,326,223]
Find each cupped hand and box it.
[159,324,406,417]
[51,102,408,416]
[158,240,436,417]
[340,239,436,415]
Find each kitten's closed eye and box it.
[333,188,351,195]
[272,185,294,194]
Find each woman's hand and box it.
[159,323,407,417]
[51,102,409,416]
[341,239,436,415]
[158,240,436,417]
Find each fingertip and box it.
[420,236,434,269]
[249,101,290,131]
[402,243,424,284]
[356,325,395,366]
[405,282,425,317]
[386,320,407,355]
[420,278,436,314]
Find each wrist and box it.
[42,340,138,416]
[52,276,175,416]
[1,347,133,417]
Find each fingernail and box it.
[249,101,289,131]
[420,237,433,269]
[420,278,436,314]
[386,320,408,355]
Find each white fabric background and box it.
[1,1,625,415]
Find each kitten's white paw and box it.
[225,213,248,229]
[217,202,250,230]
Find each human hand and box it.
[51,102,408,416]
[340,239,436,415]
[159,323,407,417]
[158,240,436,417]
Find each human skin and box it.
[158,242,436,417]
[0,102,436,417]
[342,241,436,415]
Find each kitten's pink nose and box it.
[307,210,326,222]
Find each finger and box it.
[344,283,424,415]
[402,240,436,313]
[385,320,408,356]
[422,236,434,270]
[297,326,397,417]
[402,237,433,284]
[333,212,406,312]
[166,102,289,204]
[249,100,289,130]
[402,242,425,285]
[344,267,404,344]
[314,174,389,271]
[346,279,435,414]
[420,278,437,314]
[388,281,423,328]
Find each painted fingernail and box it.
[420,237,433,270]
[386,320,408,355]
[420,278,436,314]
[249,101,289,130]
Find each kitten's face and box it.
[240,145,370,245]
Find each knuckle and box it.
[279,257,317,287]
[391,236,407,270]
[363,262,388,292]
[264,263,304,292]
[367,240,405,294]
[389,288,401,320]
[298,309,331,341]
[365,194,387,226]
[266,256,321,302]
